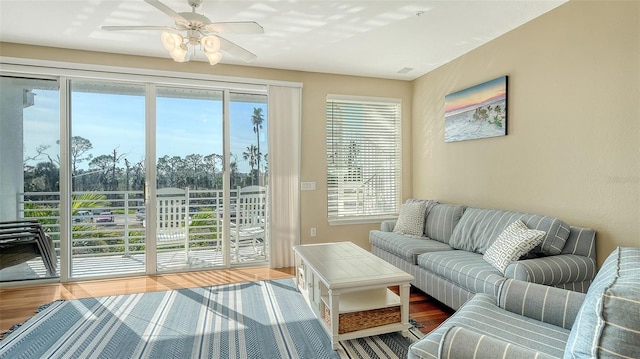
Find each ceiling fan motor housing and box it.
[176,12,211,30]
[186,30,203,45]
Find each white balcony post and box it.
[124,191,130,258]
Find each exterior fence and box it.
[17,188,243,259]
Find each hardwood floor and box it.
[407,286,455,334]
[0,266,452,336]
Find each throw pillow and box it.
[393,201,428,237]
[483,220,546,274]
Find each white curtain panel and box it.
[267,85,302,268]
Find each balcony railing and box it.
[7,188,266,279]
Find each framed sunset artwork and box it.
[444,76,508,142]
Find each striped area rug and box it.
[0,279,422,359]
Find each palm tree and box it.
[242,145,259,185]
[251,107,264,179]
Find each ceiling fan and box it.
[101,0,263,65]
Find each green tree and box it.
[131,160,145,191]
[242,145,260,185]
[55,136,93,190]
[70,136,93,177]
[185,153,203,189]
[72,192,108,212]
[108,148,126,191]
[251,107,265,177]
[204,153,222,189]
[230,154,239,188]
[25,162,59,192]
[263,153,269,178]
[157,155,185,188]
[89,155,112,190]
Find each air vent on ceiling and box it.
[397,67,414,74]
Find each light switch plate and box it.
[301,182,316,191]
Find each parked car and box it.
[91,208,107,216]
[73,210,92,222]
[94,211,114,223]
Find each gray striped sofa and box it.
[408,246,640,359]
[370,202,597,310]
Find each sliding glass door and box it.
[229,92,268,265]
[67,83,270,276]
[153,89,269,270]
[1,71,270,281]
[69,80,146,278]
[154,86,224,271]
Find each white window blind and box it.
[326,95,401,223]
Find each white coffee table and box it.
[293,241,414,350]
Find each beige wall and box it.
[411,0,640,265]
[0,42,413,251]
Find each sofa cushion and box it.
[560,226,597,259]
[424,204,466,244]
[483,220,546,274]
[449,208,570,256]
[564,247,640,359]
[393,201,429,237]
[417,251,505,297]
[369,231,453,264]
[409,293,571,359]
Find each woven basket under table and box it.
[323,304,401,334]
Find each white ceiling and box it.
[0,0,566,80]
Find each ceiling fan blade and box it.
[204,21,264,34]
[218,37,257,63]
[144,0,189,24]
[101,25,177,31]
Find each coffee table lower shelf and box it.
[319,288,407,342]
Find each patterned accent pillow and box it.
[483,220,546,274]
[393,201,428,237]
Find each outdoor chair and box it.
[0,219,57,277]
[230,186,266,260]
[144,187,190,261]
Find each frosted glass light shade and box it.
[169,44,189,62]
[200,36,221,53]
[161,32,183,51]
[205,51,223,65]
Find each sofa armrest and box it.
[497,279,585,329]
[380,219,397,232]
[438,326,556,359]
[504,254,597,286]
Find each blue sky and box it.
[24,88,267,173]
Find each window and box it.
[326,95,401,224]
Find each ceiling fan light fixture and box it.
[200,35,221,53]
[102,0,260,66]
[169,44,190,62]
[161,32,184,51]
[205,51,223,65]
